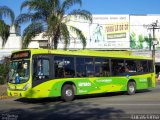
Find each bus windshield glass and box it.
[8,60,30,84]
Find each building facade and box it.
[0,25,21,60]
[1,14,160,64]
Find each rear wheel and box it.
[127,81,136,95]
[61,84,75,102]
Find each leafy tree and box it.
[0,58,9,84]
[0,6,15,23]
[15,0,92,49]
[0,6,15,47]
[0,20,10,47]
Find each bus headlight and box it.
[23,83,30,90]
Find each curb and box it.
[0,96,11,100]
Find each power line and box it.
[144,20,160,64]
[67,20,149,27]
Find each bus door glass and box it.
[32,55,51,87]
[33,59,49,79]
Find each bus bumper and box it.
[7,89,32,98]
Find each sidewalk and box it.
[0,84,10,100]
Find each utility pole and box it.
[145,20,160,65]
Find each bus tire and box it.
[127,81,136,95]
[61,84,75,102]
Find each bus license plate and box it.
[14,93,18,96]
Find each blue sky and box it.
[1,0,160,32]
[82,0,160,14]
[1,0,160,18]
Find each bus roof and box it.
[12,49,152,60]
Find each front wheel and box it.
[127,81,136,95]
[61,84,75,102]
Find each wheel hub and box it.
[65,89,73,96]
[129,85,135,93]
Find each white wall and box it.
[28,41,39,48]
[28,32,48,48]
[4,36,22,49]
[0,25,22,60]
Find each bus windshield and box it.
[8,60,30,84]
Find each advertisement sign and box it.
[58,15,130,49]
[130,15,160,50]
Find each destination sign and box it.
[11,51,30,60]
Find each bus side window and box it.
[102,59,110,77]
[141,61,148,72]
[95,58,110,77]
[148,60,154,72]
[111,59,124,76]
[136,61,148,73]
[95,58,102,77]
[85,58,94,77]
[76,57,86,77]
[54,56,75,78]
[64,57,75,78]
[54,56,64,78]
[125,60,137,73]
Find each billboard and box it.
[58,15,130,49]
[130,15,160,50]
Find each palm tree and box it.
[16,0,92,49]
[0,20,10,47]
[0,6,15,23]
[0,6,15,48]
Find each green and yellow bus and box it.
[7,49,156,101]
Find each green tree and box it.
[0,6,15,23]
[0,58,9,84]
[15,0,92,49]
[0,6,15,47]
[0,20,10,47]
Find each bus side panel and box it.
[30,77,128,98]
[86,77,128,94]
[131,73,156,90]
[51,77,128,96]
[31,80,61,98]
[29,73,156,98]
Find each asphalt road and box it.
[0,82,160,120]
